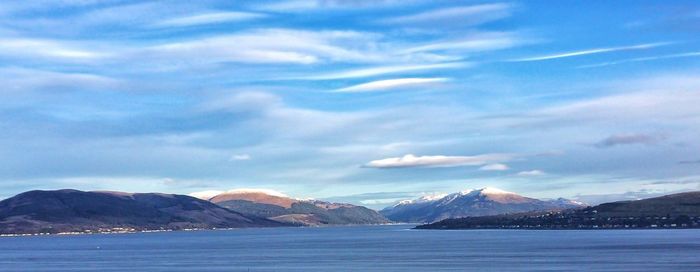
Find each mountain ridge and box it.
[0,189,286,234]
[381,187,585,223]
[196,190,390,226]
[416,191,700,229]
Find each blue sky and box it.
[1,0,699,208]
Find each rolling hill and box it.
[0,189,286,234]
[194,189,390,226]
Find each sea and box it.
[0,224,698,271]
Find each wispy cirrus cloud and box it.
[254,0,418,12]
[402,33,522,54]
[533,81,700,125]
[147,29,384,65]
[0,38,107,60]
[296,62,471,80]
[510,42,672,62]
[578,51,700,68]
[332,77,449,93]
[152,11,267,28]
[0,67,121,92]
[364,154,513,168]
[381,3,513,26]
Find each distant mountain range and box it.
[416,191,700,229]
[3,187,696,234]
[0,190,285,234]
[381,187,586,223]
[193,189,390,226]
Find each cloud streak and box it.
[0,38,107,60]
[364,154,513,168]
[332,77,449,93]
[382,4,512,26]
[0,67,120,92]
[402,32,521,54]
[254,0,414,12]
[152,11,267,27]
[297,62,471,80]
[143,28,404,65]
[510,42,671,62]
[517,170,545,176]
[578,51,700,68]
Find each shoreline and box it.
[0,223,408,238]
[5,223,700,237]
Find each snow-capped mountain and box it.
[380,187,587,223]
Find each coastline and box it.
[0,223,407,238]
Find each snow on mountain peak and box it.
[419,193,449,201]
[549,197,587,206]
[393,187,518,207]
[459,189,475,195]
[394,193,448,207]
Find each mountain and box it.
[0,189,286,234]
[416,191,700,229]
[380,187,586,223]
[588,191,700,217]
[194,189,390,226]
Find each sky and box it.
[1,0,699,208]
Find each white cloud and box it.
[333,77,449,93]
[510,42,671,62]
[255,0,319,11]
[0,67,120,92]
[255,0,416,12]
[148,29,384,64]
[0,38,107,60]
[539,88,700,124]
[297,62,471,80]
[480,163,509,171]
[152,11,266,28]
[230,154,251,161]
[494,75,700,133]
[402,32,521,53]
[365,153,513,168]
[382,4,512,26]
[200,91,282,113]
[517,170,545,176]
[200,91,377,140]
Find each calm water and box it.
[0,225,699,271]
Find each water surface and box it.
[1,225,698,271]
